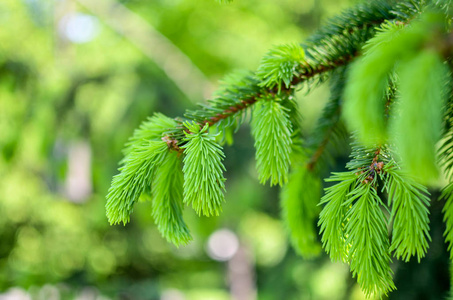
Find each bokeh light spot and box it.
[206,229,239,261]
[59,13,100,44]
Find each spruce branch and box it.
[122,113,178,157]
[105,2,453,278]
[256,43,305,91]
[319,139,434,296]
[343,10,450,183]
[107,17,375,227]
[181,122,226,216]
[319,143,393,296]
[176,0,423,144]
[318,171,357,262]
[383,161,431,262]
[106,114,183,226]
[178,50,356,146]
[345,182,395,297]
[306,0,401,44]
[184,72,263,131]
[251,95,293,186]
[318,143,387,264]
[106,141,168,225]
[151,150,192,246]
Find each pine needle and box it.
[384,162,431,262]
[152,150,192,246]
[281,162,322,258]
[252,96,293,186]
[319,171,356,262]
[106,141,168,225]
[182,122,226,216]
[256,43,305,91]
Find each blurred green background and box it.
[1,0,449,299]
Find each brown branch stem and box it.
[198,53,357,130]
[306,129,334,172]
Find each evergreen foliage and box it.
[107,0,453,297]
[251,95,293,186]
[181,122,226,216]
[442,182,453,259]
[319,143,432,295]
[106,141,168,225]
[281,151,322,258]
[384,162,431,262]
[318,171,356,262]
[122,113,177,157]
[345,182,394,297]
[151,150,192,246]
[106,114,178,225]
[393,49,448,182]
[305,68,348,170]
[256,43,305,91]
[344,10,449,183]
[343,21,404,145]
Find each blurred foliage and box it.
[0,0,449,299]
